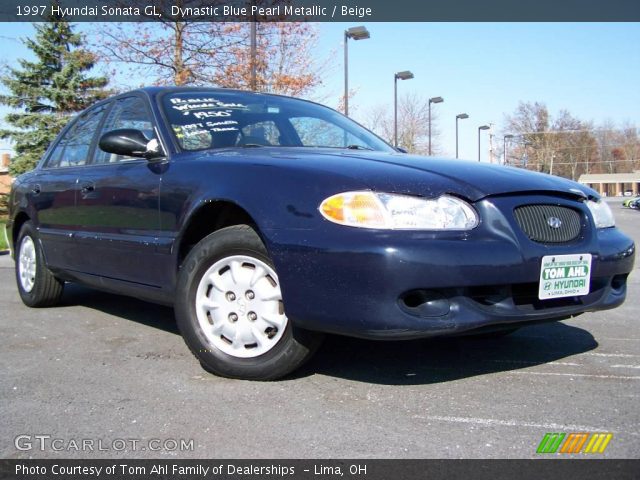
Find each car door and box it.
[73,95,166,286]
[35,105,108,272]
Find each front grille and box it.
[514,204,581,243]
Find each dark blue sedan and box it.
[6,87,635,380]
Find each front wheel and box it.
[175,225,323,380]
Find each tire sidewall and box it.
[175,227,311,379]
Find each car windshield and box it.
[161,91,394,152]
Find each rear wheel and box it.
[15,222,64,307]
[175,225,323,380]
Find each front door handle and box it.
[81,183,95,194]
[80,182,97,199]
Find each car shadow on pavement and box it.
[293,322,598,385]
[58,284,597,385]
[60,283,180,335]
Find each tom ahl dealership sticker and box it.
[539,254,592,300]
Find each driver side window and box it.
[94,97,155,164]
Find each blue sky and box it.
[1,22,639,161]
[316,23,640,160]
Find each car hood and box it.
[358,151,595,201]
[204,148,596,202]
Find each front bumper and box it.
[268,195,635,340]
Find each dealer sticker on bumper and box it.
[539,253,592,300]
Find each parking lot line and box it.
[592,337,640,342]
[584,352,640,358]
[518,334,640,342]
[488,359,583,366]
[510,371,640,380]
[413,415,619,434]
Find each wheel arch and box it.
[176,199,266,268]
[11,211,31,253]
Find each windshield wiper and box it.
[345,145,373,150]
[241,144,265,148]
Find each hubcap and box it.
[18,236,37,293]
[195,255,288,358]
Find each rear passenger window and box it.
[47,106,106,168]
[94,97,155,164]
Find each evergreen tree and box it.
[0,21,109,175]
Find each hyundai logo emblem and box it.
[547,217,562,229]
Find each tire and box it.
[175,225,323,380]
[15,221,64,307]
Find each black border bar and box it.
[1,0,640,22]
[1,459,640,480]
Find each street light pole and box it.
[343,26,370,116]
[393,70,414,148]
[455,113,469,159]
[344,31,348,115]
[503,134,514,165]
[478,125,490,162]
[250,21,256,90]
[428,96,443,155]
[394,76,398,147]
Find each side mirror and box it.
[99,129,164,160]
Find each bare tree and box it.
[212,23,325,97]
[617,121,640,171]
[548,110,597,180]
[360,93,441,155]
[92,6,325,96]
[93,20,233,86]
[504,101,598,179]
[593,120,618,174]
[504,101,553,172]
[592,121,639,174]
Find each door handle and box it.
[81,183,95,194]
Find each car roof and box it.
[115,86,339,119]
[132,86,308,103]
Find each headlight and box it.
[319,191,479,230]
[586,199,615,228]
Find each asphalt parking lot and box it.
[1,198,639,459]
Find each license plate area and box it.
[539,253,592,300]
